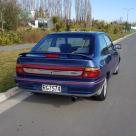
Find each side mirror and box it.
[114,44,122,50]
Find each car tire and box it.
[93,78,108,101]
[113,64,119,75]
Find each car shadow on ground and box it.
[23,92,96,108]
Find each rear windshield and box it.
[32,34,95,55]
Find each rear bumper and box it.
[16,77,105,97]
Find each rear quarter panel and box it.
[93,34,111,79]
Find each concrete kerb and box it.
[0,87,20,103]
[113,32,136,44]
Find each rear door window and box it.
[104,35,113,51]
[99,35,108,51]
[104,35,112,46]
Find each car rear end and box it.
[16,32,105,97]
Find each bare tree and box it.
[56,0,63,17]
[47,0,54,17]
[1,0,21,30]
[30,0,35,10]
[75,0,92,26]
[75,0,81,22]
[0,0,5,31]
[86,0,92,27]
[63,0,72,20]
[18,0,91,25]
[20,0,36,10]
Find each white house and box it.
[28,18,54,29]
[131,26,136,30]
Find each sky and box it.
[72,0,136,23]
[26,0,136,23]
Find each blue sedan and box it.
[16,32,121,101]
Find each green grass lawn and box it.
[109,31,134,41]
[0,49,30,93]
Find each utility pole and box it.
[123,8,134,32]
[123,8,134,23]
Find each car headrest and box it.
[47,47,60,53]
[59,44,72,53]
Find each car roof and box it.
[49,31,105,36]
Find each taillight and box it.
[82,68,101,78]
[46,54,60,58]
[16,64,24,74]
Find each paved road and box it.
[0,34,136,136]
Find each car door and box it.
[104,35,119,72]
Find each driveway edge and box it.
[0,31,136,103]
[0,87,20,103]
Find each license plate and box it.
[42,84,61,93]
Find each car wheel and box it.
[93,78,108,101]
[113,64,119,75]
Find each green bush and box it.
[0,29,49,45]
[21,29,48,43]
[0,32,22,45]
[0,19,134,46]
[79,28,91,31]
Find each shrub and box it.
[80,28,91,31]
[21,29,48,43]
[0,29,49,45]
[0,32,22,45]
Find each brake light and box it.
[16,64,24,74]
[46,54,60,58]
[82,68,101,78]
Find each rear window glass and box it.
[68,38,89,47]
[32,34,95,54]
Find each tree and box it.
[52,16,60,25]
[75,0,92,27]
[0,0,5,31]
[63,0,72,20]
[75,0,81,22]
[124,22,131,32]
[19,10,31,26]
[52,16,61,31]
[39,7,45,18]
[84,0,92,27]
[19,0,35,10]
[0,0,21,30]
